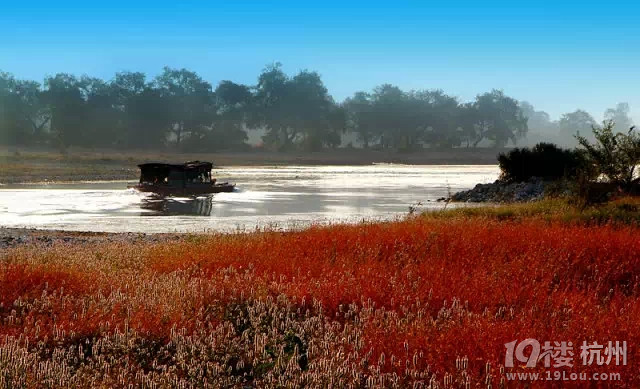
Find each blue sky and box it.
[1,0,638,123]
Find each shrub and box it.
[576,121,640,189]
[498,142,585,182]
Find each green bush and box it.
[498,142,586,182]
[576,121,640,189]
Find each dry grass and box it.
[431,196,640,225]
[1,210,639,387]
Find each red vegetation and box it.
[1,217,638,387]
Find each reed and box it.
[1,214,638,387]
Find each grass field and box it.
[1,201,638,387]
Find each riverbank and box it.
[2,198,637,247]
[0,201,638,388]
[0,227,184,249]
[447,176,573,203]
[0,146,504,183]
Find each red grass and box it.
[1,217,639,387]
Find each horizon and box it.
[1,1,638,124]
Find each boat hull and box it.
[128,183,235,196]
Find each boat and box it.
[128,161,235,196]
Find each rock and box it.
[448,177,567,203]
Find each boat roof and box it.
[138,161,213,170]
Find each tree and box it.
[345,87,467,149]
[469,90,528,147]
[559,109,596,138]
[518,101,570,146]
[457,102,480,148]
[519,101,556,133]
[520,102,548,127]
[576,121,640,188]
[209,80,253,150]
[0,72,24,145]
[414,90,461,148]
[325,104,347,149]
[14,80,49,143]
[368,84,414,149]
[126,87,170,148]
[289,70,343,151]
[80,76,120,147]
[112,71,146,100]
[112,72,169,148]
[253,64,342,151]
[0,72,49,145]
[43,74,87,148]
[251,63,291,149]
[154,67,213,148]
[344,92,376,148]
[604,103,633,134]
[6,64,628,155]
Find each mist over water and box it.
[0,165,498,233]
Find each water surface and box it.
[0,165,498,232]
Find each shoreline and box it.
[2,198,637,247]
[0,227,185,249]
[0,147,503,184]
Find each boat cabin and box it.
[132,161,234,195]
[138,161,214,186]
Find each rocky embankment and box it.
[449,177,550,203]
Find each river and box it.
[0,165,498,233]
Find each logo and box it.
[505,339,627,368]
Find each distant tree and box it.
[43,74,87,148]
[344,92,377,148]
[0,72,24,144]
[215,80,253,109]
[457,102,480,148]
[127,88,170,148]
[112,71,146,100]
[604,103,634,134]
[346,87,465,149]
[0,73,49,145]
[110,71,168,148]
[368,84,414,149]
[250,63,291,149]
[289,70,343,151]
[16,80,49,142]
[253,64,342,151]
[80,76,121,147]
[325,104,347,149]
[415,90,461,148]
[5,64,629,156]
[0,73,9,140]
[210,80,253,150]
[519,101,538,122]
[154,67,213,148]
[469,90,528,147]
[559,109,596,138]
[518,101,569,146]
[519,101,555,133]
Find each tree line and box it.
[0,63,633,151]
[520,101,634,147]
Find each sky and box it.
[1,0,638,124]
